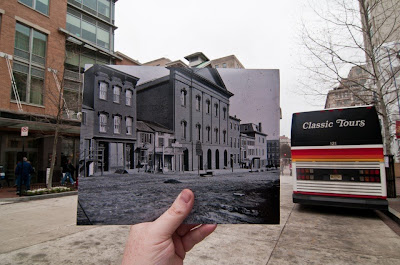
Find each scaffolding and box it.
[0,52,23,111]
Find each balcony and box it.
[64,69,83,82]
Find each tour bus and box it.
[291,106,388,210]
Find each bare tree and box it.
[35,66,80,189]
[300,0,400,160]
[45,68,65,189]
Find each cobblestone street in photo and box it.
[77,169,280,225]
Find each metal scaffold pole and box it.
[0,52,23,112]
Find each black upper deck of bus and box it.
[291,106,383,147]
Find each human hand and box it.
[122,189,217,265]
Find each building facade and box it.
[210,54,244,69]
[135,67,234,171]
[62,0,121,115]
[325,65,373,109]
[267,139,280,167]
[0,0,83,184]
[240,123,267,169]
[142,52,246,69]
[229,115,241,168]
[136,120,183,173]
[81,64,138,174]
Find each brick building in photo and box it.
[135,120,183,173]
[240,123,267,169]
[80,64,138,175]
[229,115,241,168]
[138,67,234,171]
[112,66,235,171]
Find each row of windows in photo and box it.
[242,148,265,158]
[139,133,176,148]
[99,81,133,105]
[181,122,230,144]
[181,90,228,119]
[99,114,133,135]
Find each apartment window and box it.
[66,7,111,50]
[158,137,164,147]
[181,120,187,139]
[206,99,210,114]
[126,117,132,135]
[19,0,49,15]
[234,138,236,148]
[215,64,219,68]
[230,137,232,147]
[206,126,210,142]
[99,113,107,133]
[113,85,121,103]
[126,89,132,106]
[180,89,187,107]
[223,130,226,143]
[113,115,121,134]
[12,23,47,105]
[214,103,218,117]
[195,95,201,111]
[97,0,111,18]
[99,81,107,99]
[70,0,111,20]
[215,128,219,143]
[222,63,227,68]
[223,107,227,120]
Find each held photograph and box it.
[77,64,280,225]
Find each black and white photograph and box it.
[77,64,280,225]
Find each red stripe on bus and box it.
[292,148,384,159]
[293,191,386,199]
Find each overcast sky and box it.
[114,0,324,138]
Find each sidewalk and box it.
[0,174,399,264]
[387,177,400,224]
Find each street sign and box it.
[196,141,202,156]
[21,126,29,137]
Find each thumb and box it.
[152,189,194,237]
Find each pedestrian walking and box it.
[15,157,34,194]
[61,159,75,185]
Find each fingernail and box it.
[180,189,191,203]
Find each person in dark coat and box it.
[61,159,75,185]
[15,157,34,194]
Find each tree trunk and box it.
[47,126,59,189]
[47,70,64,189]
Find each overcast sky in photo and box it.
[114,0,326,139]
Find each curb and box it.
[0,191,78,204]
[387,207,400,225]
